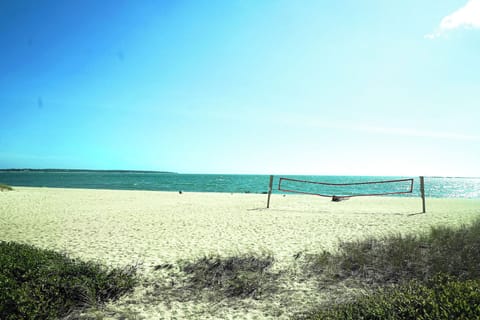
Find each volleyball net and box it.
[278,177,414,198]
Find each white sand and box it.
[1,187,479,319]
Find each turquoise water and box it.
[1,171,480,198]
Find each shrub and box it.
[0,184,13,191]
[302,219,480,319]
[0,241,137,320]
[307,274,480,320]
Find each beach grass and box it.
[305,275,480,320]
[0,241,137,320]
[0,183,13,191]
[303,218,480,285]
[178,253,278,300]
[302,218,480,319]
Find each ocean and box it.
[1,171,480,199]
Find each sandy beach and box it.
[1,187,480,319]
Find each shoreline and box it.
[4,184,480,199]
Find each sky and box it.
[1,0,479,176]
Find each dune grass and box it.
[301,218,480,319]
[0,241,137,320]
[149,253,280,305]
[0,183,13,191]
[179,253,278,299]
[306,274,480,320]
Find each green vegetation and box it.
[309,274,480,320]
[0,241,137,320]
[304,219,480,285]
[302,218,480,319]
[0,184,13,191]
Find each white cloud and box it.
[425,0,480,39]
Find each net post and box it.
[420,176,426,213]
[267,175,274,209]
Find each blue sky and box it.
[1,0,479,176]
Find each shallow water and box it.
[1,171,479,198]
